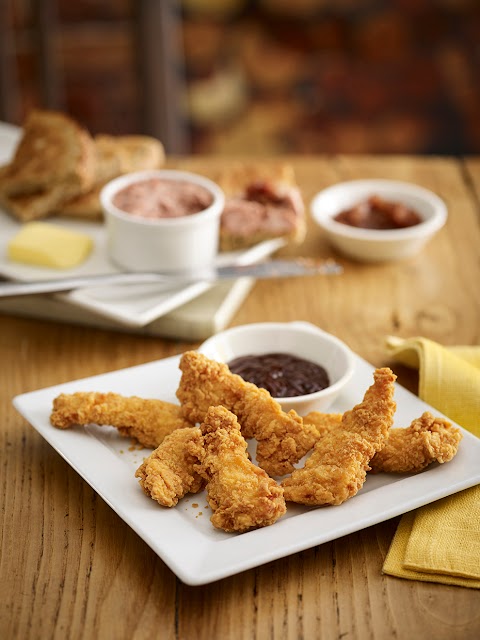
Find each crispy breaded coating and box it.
[369,411,462,473]
[176,350,321,476]
[281,368,397,506]
[254,412,322,477]
[304,410,462,474]
[135,427,205,507]
[50,391,191,449]
[303,411,343,438]
[193,406,286,532]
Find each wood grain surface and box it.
[1,156,480,640]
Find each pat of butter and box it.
[7,222,93,269]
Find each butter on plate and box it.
[7,222,93,269]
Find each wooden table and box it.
[1,156,480,639]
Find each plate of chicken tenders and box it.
[13,330,480,585]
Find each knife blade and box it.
[0,258,342,298]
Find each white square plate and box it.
[0,122,285,327]
[13,351,480,585]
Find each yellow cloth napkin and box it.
[382,336,480,588]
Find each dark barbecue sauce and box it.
[333,195,422,230]
[228,352,330,398]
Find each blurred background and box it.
[1,0,479,156]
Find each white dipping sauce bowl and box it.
[199,321,355,415]
[311,179,447,262]
[100,169,225,272]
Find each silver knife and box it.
[0,258,342,298]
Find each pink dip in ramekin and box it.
[112,178,214,219]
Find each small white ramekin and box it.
[311,179,447,262]
[100,169,225,272]
[199,321,355,415]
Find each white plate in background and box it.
[0,122,285,327]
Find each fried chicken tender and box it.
[191,406,287,532]
[304,409,462,474]
[281,368,397,506]
[369,411,462,473]
[135,427,205,507]
[303,411,343,437]
[177,350,321,476]
[51,391,191,449]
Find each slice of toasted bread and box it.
[56,135,128,219]
[0,110,96,198]
[0,182,86,222]
[215,163,306,252]
[0,163,12,196]
[116,135,165,172]
[57,186,104,221]
[215,162,296,196]
[91,135,129,184]
[92,134,165,182]
[58,135,165,221]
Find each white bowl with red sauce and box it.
[100,169,225,272]
[311,179,447,262]
[199,321,355,415]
